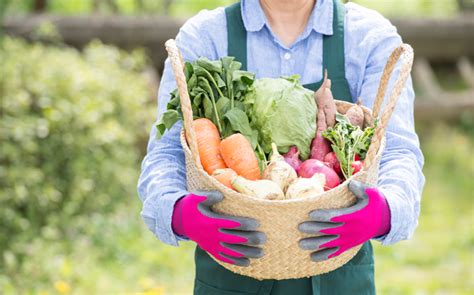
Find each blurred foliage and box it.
[0,0,460,17]
[0,37,154,273]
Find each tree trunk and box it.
[33,0,47,12]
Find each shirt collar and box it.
[241,0,334,35]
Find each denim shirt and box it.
[137,0,425,247]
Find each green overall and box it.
[193,1,375,294]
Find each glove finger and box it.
[298,221,341,234]
[194,190,224,206]
[202,210,260,231]
[299,235,338,251]
[348,180,370,199]
[217,253,250,267]
[308,198,368,221]
[218,244,246,259]
[222,243,264,259]
[220,229,266,246]
[310,247,339,262]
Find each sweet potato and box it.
[345,99,364,128]
[315,70,337,128]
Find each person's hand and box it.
[298,180,390,262]
[172,190,266,266]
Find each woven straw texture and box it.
[165,39,413,280]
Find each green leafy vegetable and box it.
[242,75,317,159]
[322,113,376,179]
[156,56,265,166]
[156,56,256,139]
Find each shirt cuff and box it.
[373,186,404,245]
[141,190,189,246]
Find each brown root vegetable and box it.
[286,174,326,199]
[315,70,337,128]
[345,99,364,128]
[232,176,285,200]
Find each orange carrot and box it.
[212,168,238,190]
[193,118,227,174]
[220,133,261,180]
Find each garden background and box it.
[0,0,473,294]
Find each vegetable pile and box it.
[159,57,376,200]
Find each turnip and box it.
[286,174,325,199]
[298,159,341,190]
[263,143,298,191]
[283,146,303,173]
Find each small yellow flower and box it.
[142,286,164,295]
[54,280,71,294]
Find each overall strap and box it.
[304,0,352,102]
[225,2,248,70]
[225,0,352,101]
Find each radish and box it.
[310,135,332,161]
[283,146,303,173]
[298,159,341,190]
[351,161,363,175]
[324,152,342,176]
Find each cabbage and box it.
[243,76,317,159]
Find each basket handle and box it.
[364,44,414,169]
[165,39,202,169]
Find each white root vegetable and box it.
[232,176,285,200]
[263,143,298,191]
[286,173,326,199]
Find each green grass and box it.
[1,123,472,294]
[374,124,474,294]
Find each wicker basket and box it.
[165,39,414,280]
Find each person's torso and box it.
[185,0,396,103]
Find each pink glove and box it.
[298,180,390,261]
[172,191,265,266]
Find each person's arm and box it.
[353,10,425,245]
[137,12,219,246]
[297,7,425,260]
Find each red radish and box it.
[351,161,363,175]
[283,146,303,173]
[354,154,361,161]
[298,159,341,190]
[324,152,342,175]
[310,135,332,161]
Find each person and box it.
[137,0,425,294]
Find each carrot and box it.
[212,168,238,190]
[220,133,261,180]
[193,118,227,175]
